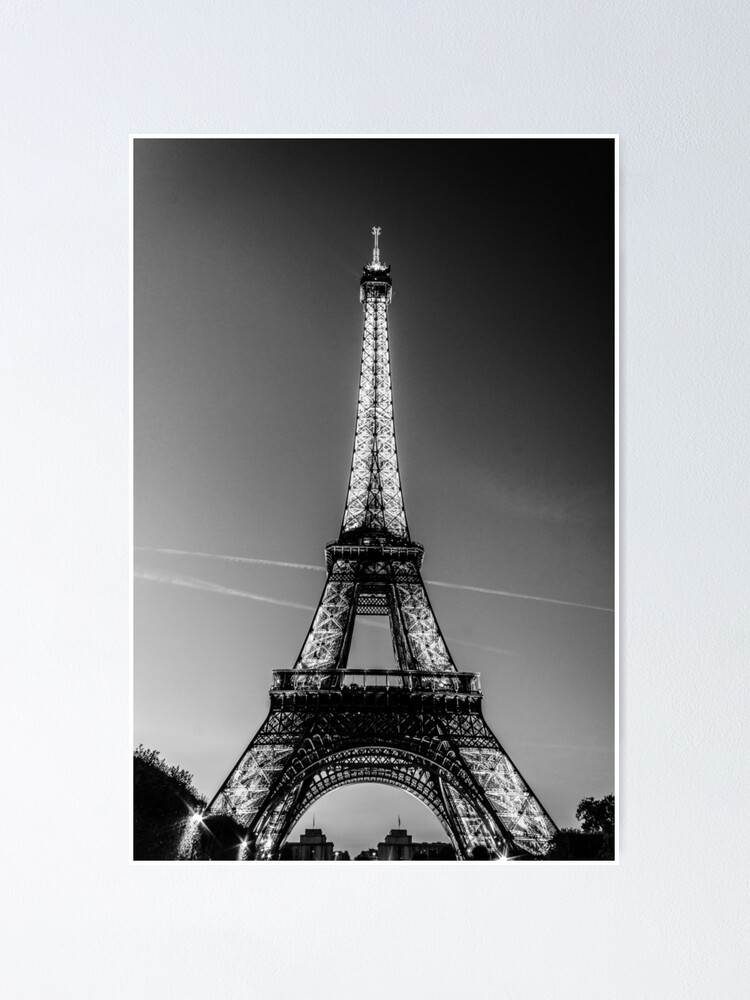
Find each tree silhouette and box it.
[547,795,615,860]
[576,794,615,835]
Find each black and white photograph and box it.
[133,137,616,862]
[7,2,750,996]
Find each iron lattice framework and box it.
[208,230,557,859]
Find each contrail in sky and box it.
[423,579,614,613]
[135,547,323,574]
[136,566,516,657]
[135,546,613,613]
[134,567,316,612]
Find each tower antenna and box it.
[371,226,382,266]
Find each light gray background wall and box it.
[3,2,748,998]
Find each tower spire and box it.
[371,225,382,266]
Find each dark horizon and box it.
[134,138,614,857]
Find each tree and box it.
[133,745,251,860]
[134,744,203,802]
[547,829,609,860]
[576,795,615,836]
[546,795,615,860]
[133,745,206,860]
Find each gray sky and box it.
[134,138,614,857]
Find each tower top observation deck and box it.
[360,225,392,303]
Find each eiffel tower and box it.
[207,228,558,859]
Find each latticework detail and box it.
[395,581,454,673]
[458,748,557,855]
[209,696,555,859]
[342,289,407,538]
[296,574,355,670]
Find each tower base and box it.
[208,671,556,860]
